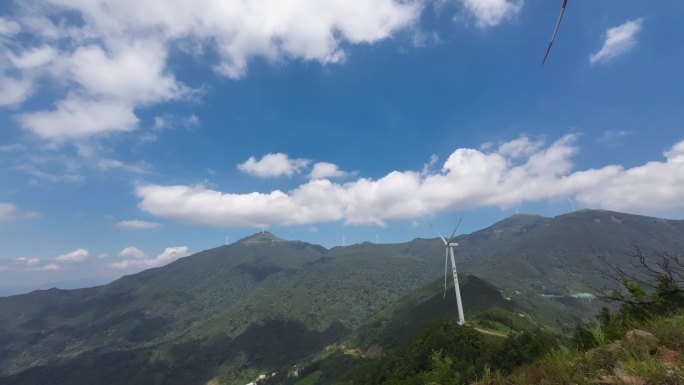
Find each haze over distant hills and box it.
[1,209,683,385]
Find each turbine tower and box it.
[431,220,465,325]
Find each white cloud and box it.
[421,154,439,175]
[97,159,152,174]
[65,41,189,105]
[116,220,163,230]
[0,17,20,36]
[309,162,348,179]
[8,45,59,69]
[0,202,42,221]
[117,247,147,260]
[497,136,542,158]
[4,0,422,141]
[152,113,200,131]
[238,153,310,178]
[0,203,18,222]
[15,164,84,183]
[17,96,139,141]
[109,246,188,269]
[459,0,523,28]
[575,140,684,212]
[599,130,631,144]
[55,248,90,262]
[0,17,21,36]
[41,263,61,271]
[136,136,684,227]
[590,19,643,65]
[0,75,34,107]
[16,257,41,267]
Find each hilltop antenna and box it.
[429,219,465,326]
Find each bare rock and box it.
[622,329,659,354]
[614,367,645,385]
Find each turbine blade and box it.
[428,221,448,245]
[448,217,462,244]
[542,0,568,65]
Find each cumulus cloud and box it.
[118,247,148,260]
[16,257,41,267]
[136,136,684,227]
[309,162,349,179]
[0,202,42,221]
[575,141,684,212]
[116,220,163,230]
[0,203,18,222]
[0,75,34,107]
[41,263,61,271]
[55,248,90,262]
[8,45,59,69]
[459,0,523,28]
[0,17,21,36]
[17,96,139,141]
[3,0,422,141]
[109,246,188,269]
[238,153,310,178]
[590,19,643,65]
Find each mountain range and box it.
[1,209,683,385]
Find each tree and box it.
[595,245,684,319]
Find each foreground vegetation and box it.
[341,247,684,385]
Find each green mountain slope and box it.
[459,210,684,296]
[0,233,445,385]
[1,210,683,384]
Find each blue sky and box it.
[1,0,683,289]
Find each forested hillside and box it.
[1,210,683,385]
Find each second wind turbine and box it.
[431,221,465,326]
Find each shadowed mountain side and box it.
[1,319,348,385]
[350,275,518,350]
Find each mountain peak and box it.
[236,231,285,245]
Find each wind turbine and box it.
[430,220,465,326]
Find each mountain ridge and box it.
[1,209,683,384]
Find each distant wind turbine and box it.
[430,219,465,325]
[568,197,576,212]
